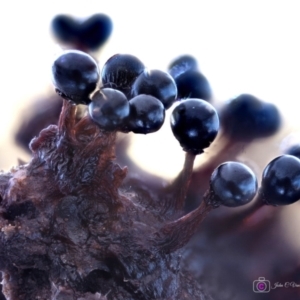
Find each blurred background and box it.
[1,1,300,299]
[1,0,300,175]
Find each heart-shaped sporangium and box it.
[51,13,113,51]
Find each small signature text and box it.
[272,282,300,289]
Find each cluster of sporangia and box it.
[0,13,300,300]
[52,49,300,209]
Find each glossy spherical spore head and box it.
[261,155,300,205]
[170,99,219,154]
[52,50,100,104]
[220,94,281,141]
[127,95,165,134]
[210,162,258,207]
[168,54,199,78]
[131,69,177,109]
[89,88,129,131]
[101,54,145,96]
[174,70,212,101]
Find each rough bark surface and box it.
[0,101,211,300]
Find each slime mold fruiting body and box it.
[4,39,297,300]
